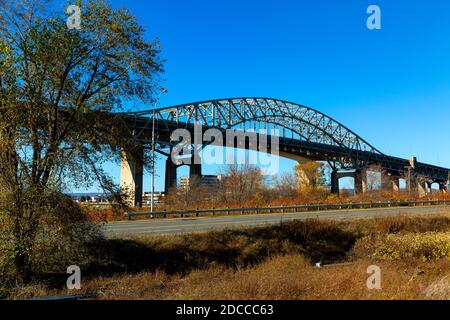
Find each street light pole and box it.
[404,165,412,195]
[150,89,167,213]
[408,167,411,194]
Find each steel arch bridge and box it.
[122,97,449,183]
[130,97,379,153]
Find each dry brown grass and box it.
[4,214,450,300]
[30,254,449,300]
[169,256,450,300]
[423,275,450,300]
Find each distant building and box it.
[70,193,110,204]
[142,192,165,205]
[179,176,190,190]
[179,175,225,191]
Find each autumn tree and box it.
[219,165,265,205]
[0,0,163,281]
[294,161,327,193]
[273,172,298,198]
[163,182,214,210]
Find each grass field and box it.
[5,212,450,300]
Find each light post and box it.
[150,89,168,213]
[404,165,412,194]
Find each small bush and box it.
[353,232,450,261]
[368,216,450,234]
[0,192,102,290]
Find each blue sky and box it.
[75,0,450,192]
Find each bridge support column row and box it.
[329,168,447,196]
[330,169,369,195]
[120,148,205,206]
[164,151,203,193]
[120,147,144,207]
[421,181,449,196]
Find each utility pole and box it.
[150,89,168,213]
[408,166,411,194]
[404,165,412,194]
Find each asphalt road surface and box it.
[103,205,450,238]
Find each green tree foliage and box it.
[0,0,164,282]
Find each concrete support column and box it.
[391,178,400,193]
[381,171,392,191]
[120,147,144,207]
[426,182,433,196]
[189,162,202,187]
[417,181,427,197]
[384,173,401,193]
[330,170,339,194]
[439,183,448,193]
[354,169,367,194]
[188,146,202,187]
[164,156,178,194]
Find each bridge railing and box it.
[124,199,450,220]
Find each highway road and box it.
[103,205,450,238]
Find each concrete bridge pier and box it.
[417,181,427,197]
[189,162,202,187]
[381,172,400,192]
[390,176,400,192]
[426,182,433,195]
[331,170,368,195]
[120,147,144,207]
[439,183,448,193]
[330,170,339,194]
[164,156,178,194]
[406,177,428,196]
[354,169,367,194]
[188,147,202,188]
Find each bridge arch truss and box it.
[123,97,449,182]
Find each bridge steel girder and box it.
[119,97,450,189]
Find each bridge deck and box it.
[122,115,449,182]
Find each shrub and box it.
[0,192,102,288]
[369,216,450,234]
[353,232,450,261]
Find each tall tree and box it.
[295,161,327,193]
[219,165,264,205]
[0,0,164,281]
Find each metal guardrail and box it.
[125,199,450,220]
